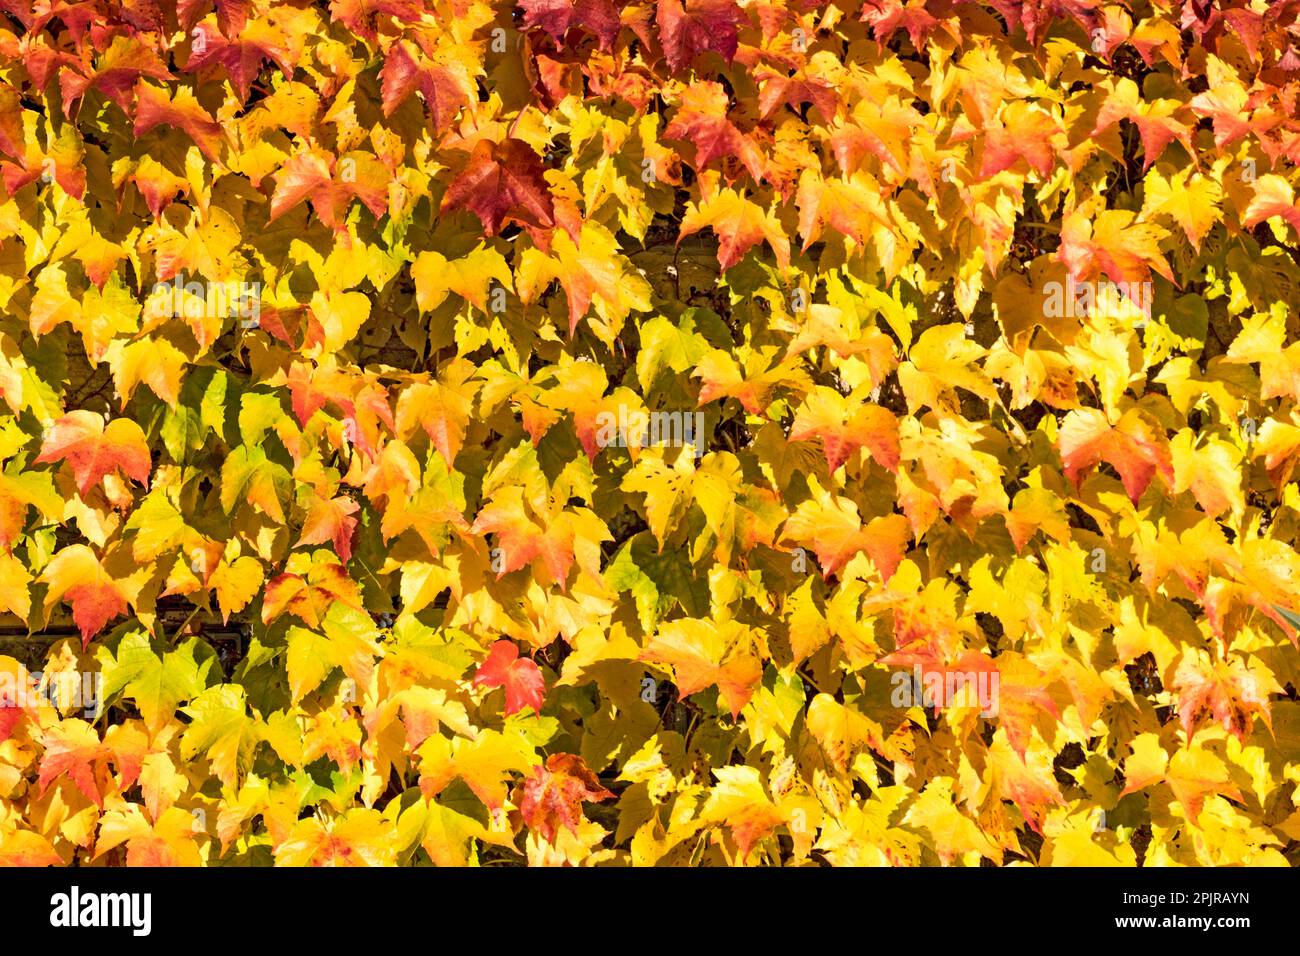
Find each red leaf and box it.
[440,138,556,236]
[270,148,389,232]
[473,640,546,716]
[1058,408,1173,504]
[518,753,613,842]
[36,411,152,497]
[663,81,764,181]
[655,0,741,72]
[379,39,474,129]
[133,80,225,163]
[58,36,171,117]
[328,0,426,42]
[38,720,107,808]
[297,494,359,564]
[185,21,295,103]
[519,0,623,50]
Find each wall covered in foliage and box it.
[0,0,1297,866]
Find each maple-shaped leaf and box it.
[1172,649,1277,744]
[1122,737,1242,822]
[789,386,900,473]
[655,0,741,72]
[753,63,839,123]
[693,347,808,415]
[520,0,623,50]
[262,560,362,628]
[97,630,215,734]
[989,652,1061,759]
[327,0,426,41]
[470,487,577,588]
[663,82,765,182]
[699,765,787,861]
[379,39,475,129]
[0,121,85,199]
[95,805,204,866]
[440,138,556,236]
[1058,407,1173,504]
[518,221,652,338]
[394,358,481,465]
[1057,208,1173,287]
[1241,174,1300,236]
[391,687,476,750]
[980,100,1060,177]
[984,731,1064,834]
[270,148,390,232]
[179,685,262,789]
[473,640,547,716]
[680,189,791,271]
[39,545,130,646]
[38,718,109,807]
[783,484,911,580]
[1170,429,1243,518]
[221,444,290,523]
[296,493,359,563]
[861,0,942,48]
[1225,313,1300,405]
[58,35,172,117]
[641,618,763,718]
[36,411,151,497]
[185,20,295,103]
[1188,79,1273,150]
[417,729,539,810]
[829,98,921,179]
[517,753,613,843]
[133,80,225,163]
[1091,78,1194,171]
[411,246,512,314]
[1141,166,1222,249]
[806,693,883,774]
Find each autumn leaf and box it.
[519,0,622,50]
[517,752,613,842]
[379,39,474,129]
[39,545,130,647]
[664,82,764,181]
[789,386,900,473]
[296,493,360,563]
[275,809,398,866]
[473,641,546,716]
[36,411,152,497]
[1058,407,1173,504]
[699,765,786,861]
[783,483,910,580]
[270,148,389,232]
[38,718,109,807]
[1057,209,1173,287]
[470,487,577,588]
[680,188,791,271]
[440,138,556,236]
[1172,649,1276,744]
[0,829,62,866]
[656,0,742,72]
[641,618,763,718]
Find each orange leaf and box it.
[36,411,151,497]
